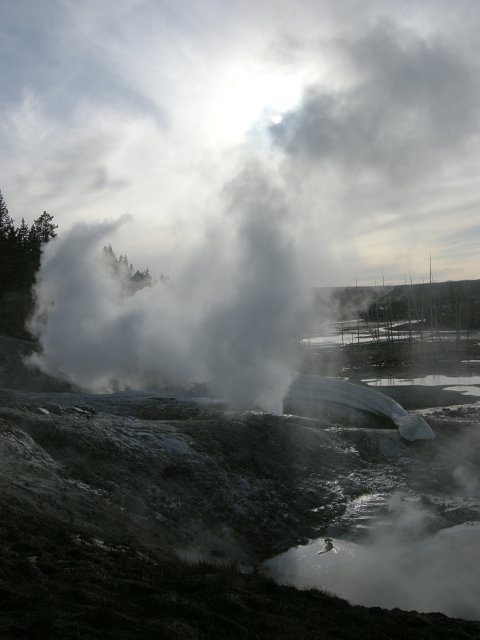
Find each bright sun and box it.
[213,67,304,142]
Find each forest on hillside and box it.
[0,190,57,293]
[0,190,153,339]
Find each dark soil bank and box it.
[1,504,479,640]
[0,386,479,638]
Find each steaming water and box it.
[264,386,480,623]
[265,522,480,620]
[364,374,480,388]
[443,386,480,397]
[302,321,479,348]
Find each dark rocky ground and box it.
[3,505,480,640]
[0,335,479,638]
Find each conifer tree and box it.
[0,192,58,293]
[30,210,58,244]
[16,218,30,246]
[0,190,14,240]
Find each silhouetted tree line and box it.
[359,281,480,330]
[0,189,165,338]
[103,245,168,294]
[0,189,162,297]
[0,190,58,292]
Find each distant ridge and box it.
[312,279,480,327]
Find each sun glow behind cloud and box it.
[204,66,306,143]
[1,1,480,285]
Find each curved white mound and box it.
[284,375,434,441]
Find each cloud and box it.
[266,19,480,284]
[1,95,145,214]
[2,1,480,285]
[272,22,480,182]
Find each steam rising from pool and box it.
[265,495,480,620]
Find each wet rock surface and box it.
[0,378,479,637]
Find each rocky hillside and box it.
[0,335,479,638]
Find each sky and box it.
[1,0,480,286]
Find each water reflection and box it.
[264,523,480,620]
[364,375,480,387]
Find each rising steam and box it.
[27,166,305,413]
[266,492,480,620]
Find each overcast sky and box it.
[1,0,480,286]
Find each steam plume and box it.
[27,166,305,413]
